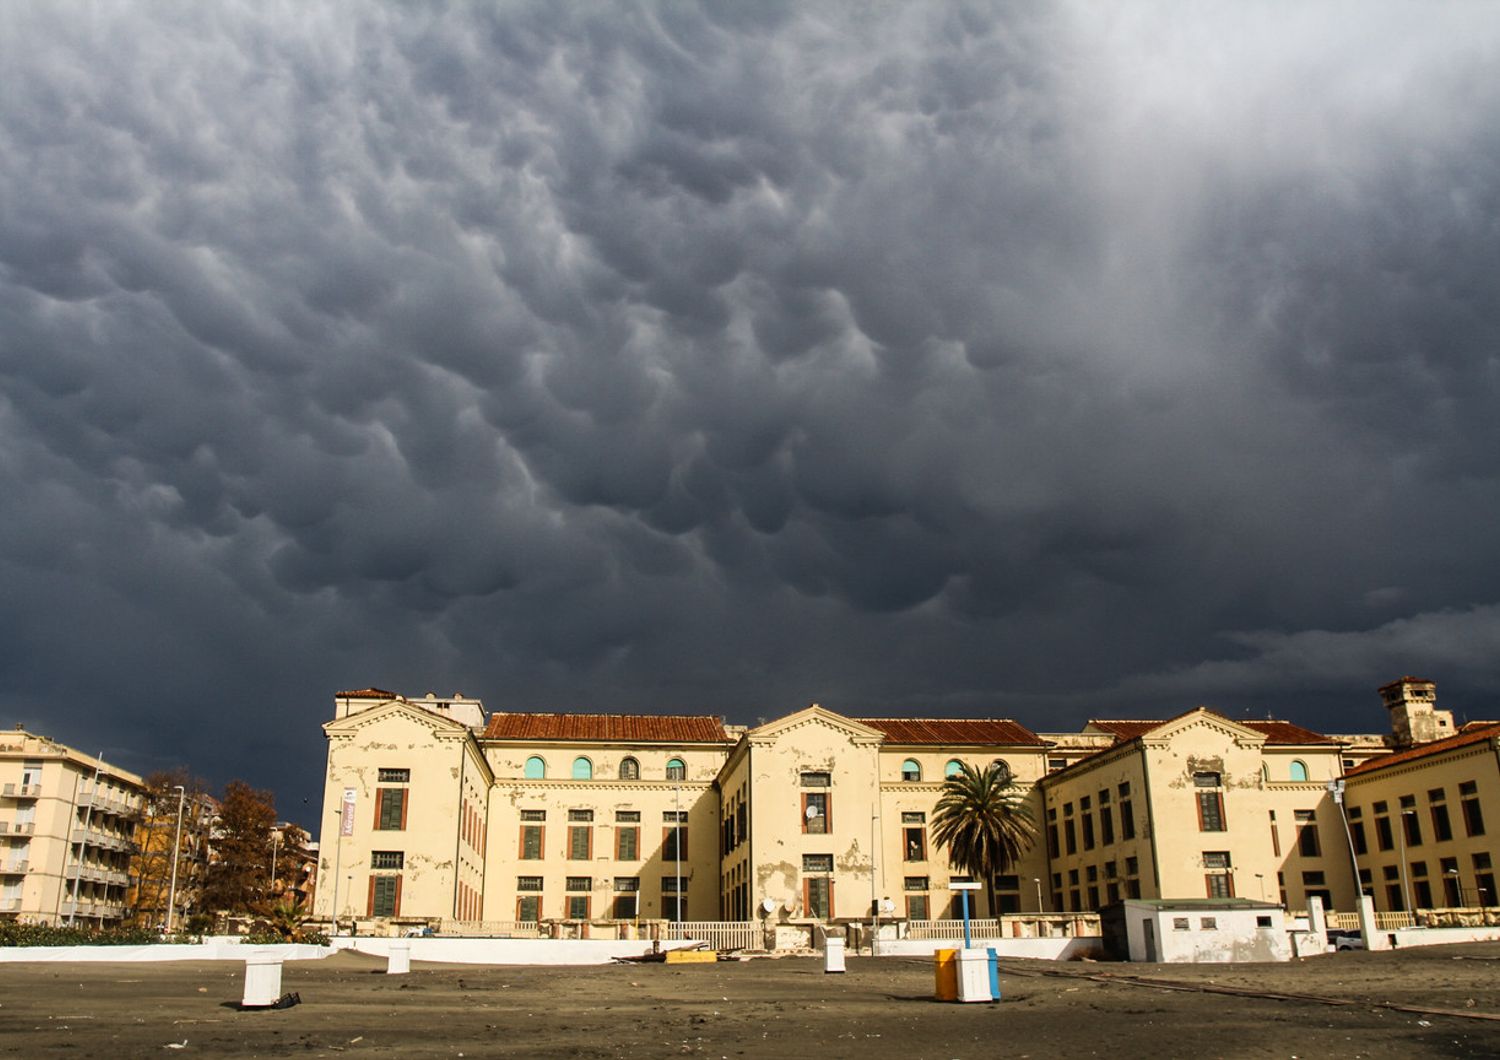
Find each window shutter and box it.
[367,875,377,917]
[393,875,403,917]
[400,790,409,830]
[373,789,384,829]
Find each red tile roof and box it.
[337,687,398,699]
[1088,715,1333,745]
[856,719,1045,746]
[1345,722,1500,777]
[482,713,733,743]
[1243,720,1335,745]
[1087,720,1160,741]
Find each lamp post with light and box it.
[165,785,186,933]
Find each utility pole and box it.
[166,785,186,932]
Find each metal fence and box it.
[435,919,544,938]
[666,920,761,951]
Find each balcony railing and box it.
[2,783,41,798]
[0,898,21,913]
[69,828,135,853]
[433,919,544,938]
[666,920,761,951]
[4,821,36,835]
[1,860,29,875]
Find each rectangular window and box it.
[1302,871,1326,886]
[517,876,543,892]
[903,876,929,891]
[1120,800,1135,840]
[520,809,546,821]
[663,810,688,823]
[803,792,830,834]
[616,810,640,822]
[663,825,687,861]
[1194,772,1221,787]
[520,825,544,860]
[1297,813,1321,858]
[1081,813,1096,850]
[802,853,834,873]
[1047,824,1060,859]
[1203,851,1231,869]
[1064,818,1077,855]
[1086,885,1099,908]
[614,876,640,892]
[1197,792,1225,832]
[1048,758,1067,772]
[378,768,410,784]
[801,771,831,788]
[805,876,833,919]
[517,895,540,921]
[1269,810,1282,857]
[905,894,929,920]
[1126,879,1142,899]
[369,874,400,917]
[1099,806,1115,846]
[1351,821,1367,855]
[371,851,404,870]
[1461,784,1485,837]
[1205,874,1233,899]
[567,895,590,920]
[568,809,595,822]
[1173,917,1190,931]
[376,788,407,831]
[568,825,592,860]
[1086,865,1098,882]
[566,876,591,891]
[1431,803,1453,842]
[613,895,638,919]
[1201,917,1218,930]
[1125,856,1139,876]
[1402,810,1423,847]
[904,827,926,861]
[616,826,639,861]
[1375,816,1394,851]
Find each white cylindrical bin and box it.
[387,939,411,975]
[954,948,993,1003]
[242,953,285,1008]
[823,936,846,974]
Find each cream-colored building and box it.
[1341,679,1499,914]
[312,677,1499,930]
[0,726,145,925]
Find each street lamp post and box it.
[1033,877,1044,913]
[166,785,186,933]
[1446,869,1463,908]
[269,829,282,896]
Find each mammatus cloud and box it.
[0,2,1498,807]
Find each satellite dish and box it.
[761,897,778,914]
[879,898,896,915]
[806,805,820,819]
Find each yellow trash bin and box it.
[933,948,959,1001]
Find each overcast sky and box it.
[3,2,1499,818]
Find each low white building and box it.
[1102,899,1289,963]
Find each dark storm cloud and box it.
[2,2,1499,809]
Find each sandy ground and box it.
[2,942,1499,1059]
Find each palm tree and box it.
[930,762,1037,918]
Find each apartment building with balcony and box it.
[0,726,145,925]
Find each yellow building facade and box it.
[0,727,145,925]
[312,678,1498,931]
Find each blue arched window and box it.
[572,756,593,780]
[1289,760,1309,782]
[666,757,686,781]
[524,756,546,780]
[945,759,964,778]
[901,759,922,782]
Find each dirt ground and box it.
[2,942,1499,1059]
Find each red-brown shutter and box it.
[373,789,384,829]
[400,789,409,830]
[393,875,402,917]
[366,875,377,916]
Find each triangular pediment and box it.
[746,704,885,744]
[323,696,472,738]
[1142,707,1267,746]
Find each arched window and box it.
[990,759,1012,784]
[524,756,546,780]
[572,757,593,780]
[1289,760,1309,782]
[666,757,686,781]
[620,756,640,781]
[901,759,922,782]
[945,759,964,778]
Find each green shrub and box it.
[0,923,176,947]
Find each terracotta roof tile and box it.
[1087,720,1160,741]
[1088,716,1333,745]
[337,687,398,699]
[1242,720,1335,745]
[855,718,1045,746]
[482,713,732,743]
[1345,723,1500,777]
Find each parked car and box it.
[1327,929,1365,951]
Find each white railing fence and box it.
[666,920,760,951]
